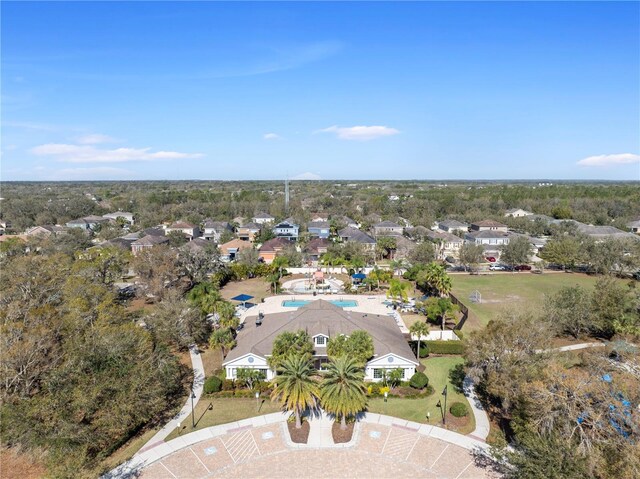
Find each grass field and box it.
[220,277,272,304]
[451,272,613,330]
[165,397,282,441]
[367,356,474,435]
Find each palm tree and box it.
[188,281,231,315]
[270,355,319,429]
[387,278,409,305]
[409,320,430,360]
[209,327,236,358]
[320,356,367,430]
[421,263,452,297]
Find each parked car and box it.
[485,256,497,263]
[515,264,532,271]
[489,264,506,271]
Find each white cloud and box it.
[75,133,118,144]
[30,143,203,164]
[291,172,322,180]
[577,153,640,167]
[316,125,400,141]
[263,133,281,141]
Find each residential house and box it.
[66,215,110,230]
[504,208,533,218]
[575,224,639,242]
[236,222,262,242]
[258,237,292,264]
[165,221,200,240]
[465,230,511,245]
[437,220,469,233]
[273,220,299,240]
[223,300,418,381]
[202,220,233,242]
[103,211,135,224]
[252,212,275,224]
[141,227,166,237]
[425,231,464,260]
[97,237,137,251]
[131,235,169,255]
[304,238,331,263]
[338,227,376,251]
[219,238,253,262]
[307,221,330,239]
[372,221,404,237]
[469,220,508,232]
[25,225,66,237]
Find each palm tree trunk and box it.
[341,414,347,430]
[295,409,302,429]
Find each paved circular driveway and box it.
[137,421,499,479]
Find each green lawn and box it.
[451,272,614,330]
[165,397,282,441]
[367,356,474,435]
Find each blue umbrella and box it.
[231,294,254,307]
[352,273,366,280]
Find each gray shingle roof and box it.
[338,226,376,244]
[224,300,417,365]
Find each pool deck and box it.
[239,295,410,334]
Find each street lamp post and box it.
[255,391,260,412]
[442,385,448,426]
[191,389,196,428]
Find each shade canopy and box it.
[351,273,366,279]
[231,294,254,302]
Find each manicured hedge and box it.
[204,376,222,394]
[424,340,466,355]
[409,371,429,389]
[450,402,468,417]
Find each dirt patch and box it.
[287,420,310,444]
[220,277,271,304]
[442,412,470,431]
[331,421,354,443]
[0,447,47,479]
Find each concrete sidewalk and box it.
[137,344,205,454]
[463,376,490,441]
[306,410,335,447]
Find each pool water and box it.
[282,300,358,308]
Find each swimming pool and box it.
[282,300,358,308]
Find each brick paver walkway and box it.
[132,420,500,479]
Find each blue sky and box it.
[2,1,639,181]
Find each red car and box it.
[485,257,497,263]
[515,264,532,271]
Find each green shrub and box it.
[368,382,381,396]
[203,376,222,394]
[449,402,468,417]
[424,340,465,355]
[419,345,429,358]
[222,379,235,391]
[453,330,464,340]
[409,371,429,389]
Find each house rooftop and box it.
[471,220,507,227]
[224,300,417,366]
[374,220,402,228]
[338,226,376,244]
[132,235,170,247]
[259,237,292,252]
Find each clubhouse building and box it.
[223,300,418,382]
